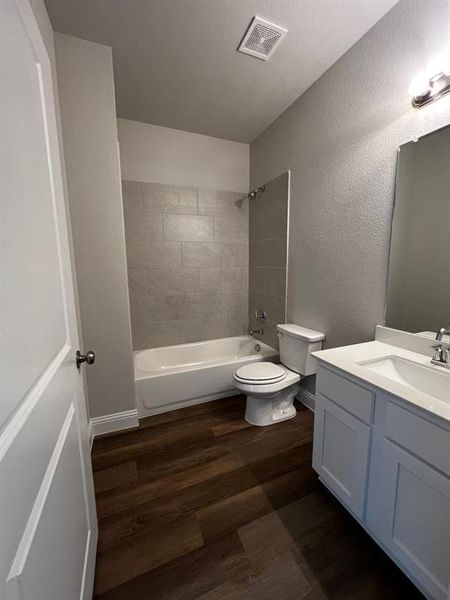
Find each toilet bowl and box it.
[233,324,325,426]
[234,362,300,426]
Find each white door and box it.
[0,1,98,599]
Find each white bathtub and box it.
[134,336,278,417]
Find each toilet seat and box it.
[234,362,287,385]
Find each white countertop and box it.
[313,341,450,423]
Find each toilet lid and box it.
[234,362,286,384]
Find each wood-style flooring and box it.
[91,395,424,599]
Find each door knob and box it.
[76,350,96,369]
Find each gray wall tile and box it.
[126,240,182,269]
[132,320,189,350]
[128,268,146,298]
[215,292,247,317]
[147,268,199,296]
[249,293,286,325]
[222,243,249,267]
[214,215,248,241]
[249,238,286,268]
[163,213,213,241]
[124,209,163,240]
[258,322,279,351]
[124,181,250,349]
[166,293,216,320]
[130,327,151,351]
[143,182,197,213]
[248,173,289,350]
[182,241,223,268]
[130,294,169,324]
[249,267,265,294]
[124,177,288,351]
[122,180,143,210]
[264,267,287,298]
[132,314,248,350]
[198,188,247,216]
[199,268,246,292]
[249,175,288,242]
[250,207,287,242]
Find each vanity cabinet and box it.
[313,364,450,600]
[313,393,372,518]
[374,438,450,600]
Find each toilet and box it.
[233,324,325,426]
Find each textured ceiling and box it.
[45,0,398,143]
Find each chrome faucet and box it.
[250,328,264,336]
[431,327,450,369]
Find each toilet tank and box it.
[277,324,325,376]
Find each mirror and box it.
[385,125,450,335]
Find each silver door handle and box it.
[76,350,96,369]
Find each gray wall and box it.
[123,181,248,349]
[249,172,288,349]
[56,34,135,418]
[118,119,249,192]
[250,0,450,351]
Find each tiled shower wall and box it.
[248,172,288,349]
[122,181,248,349]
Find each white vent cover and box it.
[238,16,287,61]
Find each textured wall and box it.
[250,0,450,351]
[123,181,248,349]
[249,172,288,349]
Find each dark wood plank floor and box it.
[91,395,424,600]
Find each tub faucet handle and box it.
[250,328,264,336]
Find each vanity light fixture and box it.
[409,52,450,108]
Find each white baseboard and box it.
[296,387,315,412]
[90,409,139,439]
[88,419,94,451]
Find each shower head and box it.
[248,185,265,200]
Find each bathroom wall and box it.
[248,172,289,350]
[118,118,249,193]
[123,180,248,349]
[250,0,450,352]
[55,33,136,419]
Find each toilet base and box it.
[244,383,299,427]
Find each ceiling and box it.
[45,0,398,143]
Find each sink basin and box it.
[358,355,450,404]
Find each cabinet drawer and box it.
[386,402,450,477]
[316,365,374,424]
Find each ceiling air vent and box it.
[238,16,287,61]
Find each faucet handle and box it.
[431,343,443,361]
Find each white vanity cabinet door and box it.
[376,439,450,600]
[313,394,371,519]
